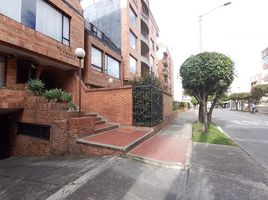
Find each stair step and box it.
[95,120,106,125]
[95,123,119,134]
[94,117,102,122]
[84,112,98,117]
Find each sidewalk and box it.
[127,110,197,168]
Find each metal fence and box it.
[132,85,163,127]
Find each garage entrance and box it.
[0,115,11,159]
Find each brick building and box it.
[0,0,174,159]
[157,47,174,97]
[84,0,159,82]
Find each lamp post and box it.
[199,2,231,52]
[75,48,86,117]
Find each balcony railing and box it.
[141,12,149,24]
[141,55,150,66]
[85,22,120,53]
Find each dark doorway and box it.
[0,115,11,159]
[40,70,57,90]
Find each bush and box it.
[26,79,45,95]
[43,88,62,102]
[61,91,72,103]
[66,102,78,111]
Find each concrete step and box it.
[95,120,106,125]
[83,112,98,117]
[95,123,119,134]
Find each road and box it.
[213,109,268,172]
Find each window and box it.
[0,0,70,45]
[17,60,36,84]
[0,56,6,87]
[105,55,120,79]
[0,0,21,22]
[129,56,137,73]
[263,56,268,64]
[91,47,102,72]
[150,55,154,66]
[17,122,50,141]
[21,0,36,29]
[129,31,137,49]
[129,7,136,26]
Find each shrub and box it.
[26,79,45,95]
[43,88,63,102]
[66,102,78,111]
[61,91,72,103]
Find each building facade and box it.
[250,47,268,87]
[157,47,174,96]
[84,0,159,82]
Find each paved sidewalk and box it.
[127,111,196,168]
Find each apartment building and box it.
[250,47,268,87]
[84,0,159,82]
[157,47,174,96]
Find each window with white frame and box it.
[129,55,137,73]
[0,0,70,45]
[105,55,120,79]
[129,7,136,27]
[91,47,102,72]
[129,31,137,50]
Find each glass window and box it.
[129,7,136,27]
[91,47,102,72]
[263,56,268,64]
[36,0,62,42]
[0,0,22,22]
[0,0,70,45]
[63,16,70,45]
[129,56,137,73]
[129,31,137,50]
[0,56,6,87]
[17,60,36,84]
[21,0,37,29]
[105,55,120,79]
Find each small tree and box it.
[180,52,234,132]
[251,84,268,102]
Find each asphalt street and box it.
[213,109,268,172]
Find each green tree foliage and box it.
[180,52,234,132]
[250,84,268,102]
[229,92,251,111]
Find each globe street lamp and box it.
[199,2,231,52]
[75,48,86,117]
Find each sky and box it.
[149,0,268,100]
[81,0,268,100]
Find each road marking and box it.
[46,157,116,200]
[232,120,268,126]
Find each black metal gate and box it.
[132,85,163,127]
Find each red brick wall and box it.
[12,95,96,156]
[0,0,84,68]
[83,86,133,126]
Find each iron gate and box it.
[132,85,163,127]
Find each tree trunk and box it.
[198,104,204,123]
[202,90,208,133]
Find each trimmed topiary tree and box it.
[180,52,234,132]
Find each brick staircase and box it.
[75,112,155,156]
[83,112,120,134]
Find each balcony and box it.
[141,12,149,24]
[141,55,150,67]
[162,58,168,67]
[141,0,149,11]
